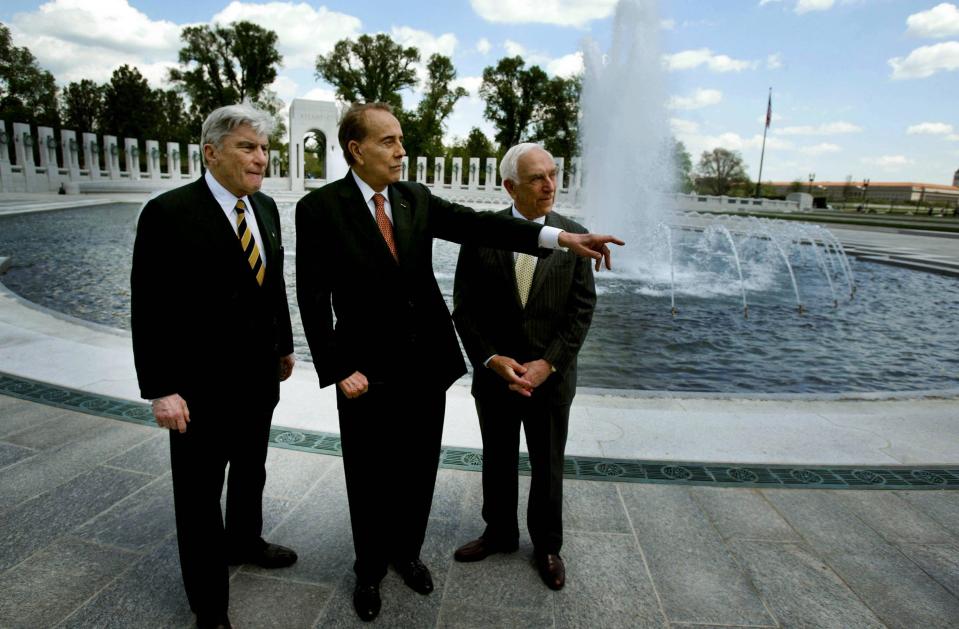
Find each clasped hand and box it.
[488,355,552,397]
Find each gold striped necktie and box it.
[234,199,265,286]
[515,253,537,307]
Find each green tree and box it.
[448,127,496,184]
[672,139,693,193]
[153,88,196,143]
[787,179,803,193]
[532,75,580,161]
[315,33,419,109]
[694,147,748,196]
[399,54,467,161]
[169,21,282,118]
[98,65,160,140]
[61,79,103,133]
[479,56,547,153]
[0,23,59,127]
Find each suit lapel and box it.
[339,174,401,267]
[191,178,245,263]
[388,185,413,264]
[248,193,277,263]
[524,212,559,306]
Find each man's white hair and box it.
[499,142,553,185]
[201,102,274,151]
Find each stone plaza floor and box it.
[1,393,958,628]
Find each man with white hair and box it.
[131,103,297,629]
[452,143,596,591]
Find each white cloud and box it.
[660,19,676,30]
[758,0,784,5]
[504,39,526,56]
[906,3,959,39]
[795,0,835,14]
[270,75,299,104]
[301,87,337,102]
[862,155,913,168]
[766,53,783,69]
[775,121,862,135]
[212,2,361,70]
[452,76,484,98]
[669,118,700,135]
[948,134,959,141]
[799,142,841,155]
[476,38,491,54]
[667,88,723,110]
[664,48,757,72]
[469,0,618,27]
[547,52,584,77]
[390,26,458,59]
[889,41,959,79]
[907,122,955,135]
[8,0,182,86]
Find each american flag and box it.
[765,91,772,128]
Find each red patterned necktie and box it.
[373,192,398,261]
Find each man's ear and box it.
[202,143,217,166]
[503,179,515,196]
[348,140,363,165]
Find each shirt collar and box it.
[205,170,250,212]
[511,205,546,225]
[351,169,386,205]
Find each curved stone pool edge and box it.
[2,372,957,491]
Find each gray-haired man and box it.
[131,103,296,629]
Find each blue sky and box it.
[3,0,958,185]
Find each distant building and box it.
[953,168,958,187]
[763,180,959,207]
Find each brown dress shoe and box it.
[535,553,565,590]
[228,541,298,569]
[453,537,519,562]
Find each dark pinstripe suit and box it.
[453,209,596,554]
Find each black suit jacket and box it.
[131,177,294,411]
[453,209,596,406]
[295,174,547,393]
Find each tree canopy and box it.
[315,33,419,109]
[168,21,282,119]
[0,23,59,127]
[695,147,749,196]
[479,56,547,153]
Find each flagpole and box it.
[755,87,771,198]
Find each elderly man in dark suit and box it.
[451,143,596,591]
[131,103,297,629]
[295,102,620,621]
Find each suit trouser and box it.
[169,403,274,616]
[475,394,570,555]
[337,384,446,584]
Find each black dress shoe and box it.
[195,613,232,629]
[453,537,519,562]
[228,541,298,568]
[535,553,565,590]
[353,582,381,622]
[394,558,434,594]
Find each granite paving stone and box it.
[731,540,885,628]
[761,489,890,553]
[242,463,354,584]
[436,603,553,628]
[262,445,336,501]
[896,490,959,538]
[0,465,153,571]
[58,534,194,629]
[0,397,68,439]
[73,474,175,553]
[688,487,801,542]
[104,430,170,476]
[563,477,633,535]
[0,440,35,469]
[0,536,137,628]
[896,543,959,597]
[554,530,667,628]
[836,490,954,544]
[442,538,551,612]
[3,408,108,450]
[818,544,959,629]
[227,572,331,628]
[429,466,479,523]
[620,484,775,626]
[0,420,154,509]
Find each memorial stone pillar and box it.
[83,133,100,178]
[484,158,497,192]
[468,158,479,190]
[401,156,409,181]
[145,140,161,179]
[269,150,281,177]
[167,142,181,180]
[61,130,81,179]
[104,135,121,179]
[433,157,445,187]
[187,144,201,178]
[415,157,427,184]
[451,157,463,189]
[124,138,141,180]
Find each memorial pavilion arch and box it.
[288,98,347,192]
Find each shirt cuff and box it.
[538,225,565,250]
[483,355,496,367]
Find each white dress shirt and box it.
[206,170,266,270]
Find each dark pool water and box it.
[1,203,957,393]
